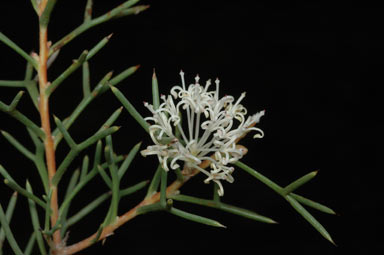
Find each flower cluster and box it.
[141,71,265,196]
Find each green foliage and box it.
[0,0,336,254]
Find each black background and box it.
[0,1,376,255]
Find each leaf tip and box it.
[107,33,114,40]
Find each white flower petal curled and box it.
[141,71,265,196]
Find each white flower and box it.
[141,71,265,196]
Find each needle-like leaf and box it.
[285,195,335,245]
[152,70,160,110]
[111,86,149,132]
[283,171,318,195]
[1,130,35,161]
[0,192,18,252]
[169,207,226,228]
[0,204,23,255]
[118,142,141,179]
[146,165,162,198]
[26,181,47,255]
[0,32,37,69]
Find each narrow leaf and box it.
[66,192,110,228]
[285,195,335,245]
[0,204,23,255]
[0,32,37,69]
[170,194,277,224]
[0,102,45,138]
[86,34,113,61]
[84,0,93,22]
[152,70,160,110]
[114,5,150,18]
[97,165,112,188]
[169,207,226,228]
[235,161,284,195]
[118,141,141,179]
[120,180,149,197]
[82,61,91,97]
[146,165,162,198]
[109,65,140,87]
[23,233,36,255]
[290,193,336,215]
[39,0,57,27]
[54,116,77,149]
[0,165,45,209]
[283,171,318,195]
[80,155,89,181]
[1,130,35,161]
[26,182,47,255]
[0,80,26,88]
[111,86,149,132]
[160,169,167,208]
[0,192,18,251]
[46,50,88,96]
[105,136,120,221]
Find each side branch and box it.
[64,155,224,254]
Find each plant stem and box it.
[64,159,213,254]
[37,0,60,247]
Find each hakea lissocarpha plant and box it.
[0,1,336,255]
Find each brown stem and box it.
[63,150,245,255]
[64,173,193,255]
[38,0,61,247]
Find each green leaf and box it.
[46,50,88,96]
[0,97,45,139]
[1,130,35,161]
[62,170,80,224]
[0,32,37,69]
[160,168,168,208]
[120,180,149,198]
[0,192,17,252]
[84,0,93,22]
[114,5,150,19]
[285,195,335,245]
[118,141,141,179]
[66,192,110,229]
[49,0,142,55]
[39,0,57,27]
[146,165,162,198]
[0,80,27,88]
[168,207,226,228]
[105,136,120,222]
[54,116,77,149]
[53,126,120,186]
[170,194,277,224]
[27,129,49,193]
[30,0,39,14]
[97,165,112,189]
[80,155,89,181]
[234,161,284,195]
[26,182,47,255]
[213,182,220,202]
[111,86,149,132]
[97,107,123,132]
[86,34,113,61]
[152,70,160,110]
[0,165,46,209]
[23,233,36,255]
[82,61,91,97]
[0,204,23,255]
[283,171,318,195]
[108,65,140,88]
[290,193,336,215]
